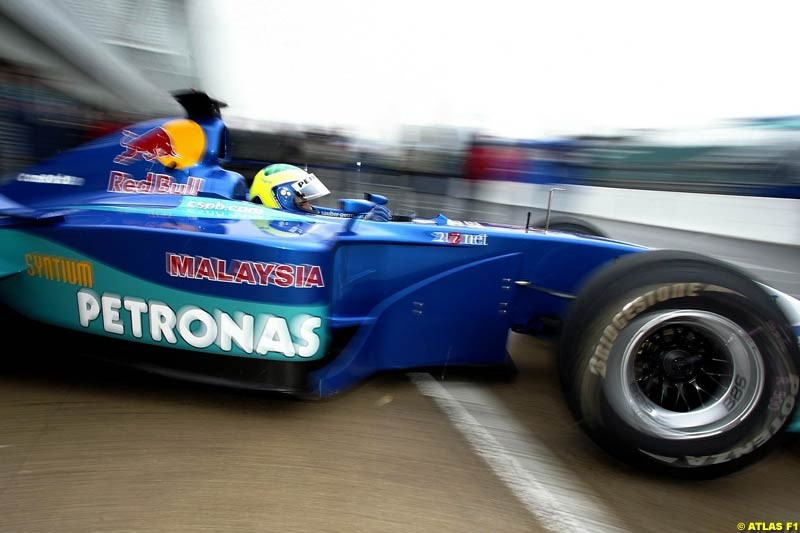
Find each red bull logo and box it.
[114,128,176,164]
[108,171,204,196]
[114,119,206,170]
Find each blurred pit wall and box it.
[230,123,800,247]
[468,180,799,247]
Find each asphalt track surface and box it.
[1,181,799,532]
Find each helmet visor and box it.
[291,173,330,201]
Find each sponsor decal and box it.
[589,283,703,377]
[166,253,324,288]
[108,171,203,196]
[184,199,263,216]
[76,289,323,358]
[115,127,176,164]
[313,207,356,219]
[431,231,488,246]
[114,119,206,169]
[254,220,310,237]
[770,376,796,412]
[25,253,93,287]
[16,173,84,186]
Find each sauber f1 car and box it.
[0,91,798,478]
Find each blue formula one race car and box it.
[0,91,798,479]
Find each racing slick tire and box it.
[558,249,800,478]
[535,216,608,238]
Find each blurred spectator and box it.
[464,133,524,182]
[464,132,493,183]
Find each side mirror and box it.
[364,193,388,206]
[339,199,375,234]
[340,199,375,215]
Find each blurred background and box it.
[1,4,800,532]
[0,0,798,240]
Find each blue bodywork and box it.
[0,106,644,395]
[0,99,798,441]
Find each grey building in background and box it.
[0,0,195,115]
[0,0,198,174]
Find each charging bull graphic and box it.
[114,119,207,170]
[114,128,176,164]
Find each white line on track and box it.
[410,372,629,533]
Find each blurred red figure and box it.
[464,133,524,182]
[464,133,493,182]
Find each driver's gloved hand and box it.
[364,204,392,222]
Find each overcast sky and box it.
[188,0,800,140]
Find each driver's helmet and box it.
[250,163,330,212]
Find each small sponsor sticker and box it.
[431,231,488,246]
[25,253,94,287]
[16,173,85,186]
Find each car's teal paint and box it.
[0,230,329,361]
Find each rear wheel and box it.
[559,250,799,478]
[535,216,608,238]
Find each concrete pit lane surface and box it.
[1,332,798,533]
